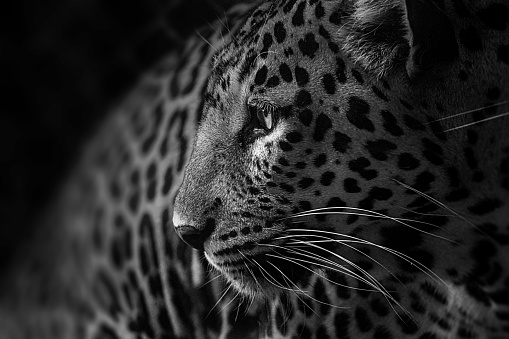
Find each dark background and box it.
[0,0,239,271]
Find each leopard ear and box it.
[403,0,459,78]
[336,0,458,78]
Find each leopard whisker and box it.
[268,257,336,318]
[277,206,378,220]
[235,266,256,319]
[443,110,509,132]
[278,233,404,284]
[235,288,256,320]
[282,244,393,298]
[218,287,242,315]
[249,256,294,324]
[196,30,218,53]
[290,211,449,235]
[395,205,457,217]
[247,294,257,318]
[279,207,455,244]
[203,17,225,45]
[284,206,430,224]
[283,230,433,278]
[206,283,233,319]
[198,273,222,289]
[240,251,261,285]
[262,244,380,295]
[264,242,404,315]
[239,251,264,295]
[263,243,391,300]
[286,236,403,286]
[265,261,322,317]
[282,229,448,288]
[233,294,246,323]
[424,100,509,124]
[267,241,414,320]
[287,236,414,291]
[288,248,412,322]
[244,254,300,293]
[232,260,257,320]
[393,179,478,230]
[214,15,228,45]
[249,255,322,319]
[219,10,239,46]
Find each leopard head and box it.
[173,0,509,301]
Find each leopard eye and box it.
[248,104,276,132]
[241,103,281,147]
[257,107,273,130]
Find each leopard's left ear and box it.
[337,0,459,78]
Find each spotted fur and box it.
[1,0,509,338]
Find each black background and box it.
[0,0,237,271]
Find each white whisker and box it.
[244,255,299,293]
[279,207,455,244]
[291,242,413,321]
[262,244,379,294]
[290,236,403,286]
[206,283,232,319]
[218,288,242,314]
[263,242,390,298]
[444,111,509,132]
[395,205,457,217]
[239,251,263,291]
[198,273,222,289]
[272,241,414,320]
[248,255,320,321]
[392,179,478,231]
[424,100,509,124]
[265,261,321,317]
[196,30,218,53]
[282,229,449,288]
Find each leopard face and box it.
[173,0,509,334]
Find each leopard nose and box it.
[176,225,206,250]
[173,213,216,251]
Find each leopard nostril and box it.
[177,225,206,250]
[174,217,217,251]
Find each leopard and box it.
[1,0,509,338]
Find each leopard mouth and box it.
[206,247,313,296]
[204,227,338,296]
